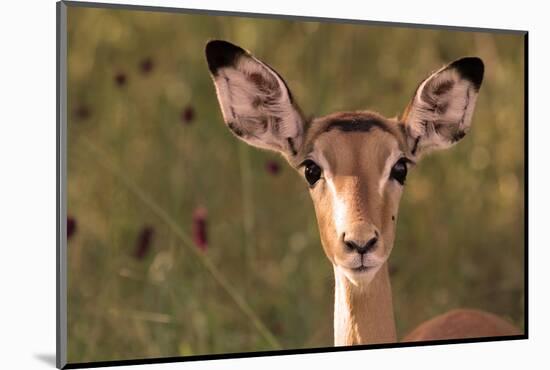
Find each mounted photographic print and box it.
[57,1,527,368]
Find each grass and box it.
[66,5,525,363]
[81,136,281,349]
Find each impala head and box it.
[205,40,484,287]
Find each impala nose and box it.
[344,232,379,255]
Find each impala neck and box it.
[333,263,396,345]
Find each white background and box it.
[0,0,546,368]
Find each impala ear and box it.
[401,57,484,158]
[205,40,305,158]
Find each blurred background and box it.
[66,5,525,363]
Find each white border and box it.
[1,0,547,369]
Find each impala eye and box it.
[303,160,322,186]
[390,158,408,185]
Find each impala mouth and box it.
[347,256,382,273]
[351,264,375,273]
[337,262,382,286]
[337,255,384,276]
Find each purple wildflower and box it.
[265,160,281,175]
[67,216,77,240]
[192,207,208,251]
[114,72,127,87]
[134,226,155,260]
[75,105,90,120]
[139,57,154,74]
[180,105,195,125]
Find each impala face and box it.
[205,40,483,287]
[298,112,412,285]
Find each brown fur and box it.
[403,309,522,342]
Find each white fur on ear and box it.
[205,40,304,157]
[403,57,484,157]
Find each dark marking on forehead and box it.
[324,118,391,134]
[299,112,409,163]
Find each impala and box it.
[205,40,521,345]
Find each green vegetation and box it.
[66,6,524,363]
